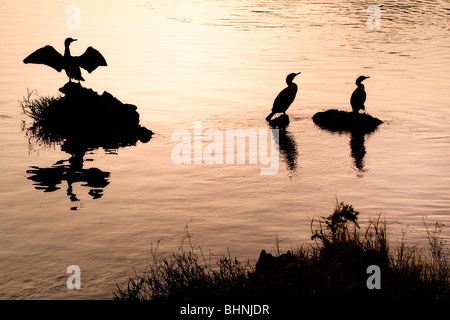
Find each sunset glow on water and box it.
[0,0,449,299]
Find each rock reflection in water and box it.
[21,82,153,209]
[312,109,382,174]
[26,144,110,210]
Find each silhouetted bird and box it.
[266,72,301,121]
[350,76,370,113]
[23,37,107,82]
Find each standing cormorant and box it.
[266,72,301,121]
[350,76,370,113]
[23,38,107,82]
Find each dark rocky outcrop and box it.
[312,109,383,133]
[23,82,153,149]
[268,114,290,129]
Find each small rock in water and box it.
[269,114,290,128]
[312,109,382,133]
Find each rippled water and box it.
[0,0,449,299]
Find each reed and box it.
[113,227,252,300]
[20,89,62,122]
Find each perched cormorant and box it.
[350,76,370,113]
[23,38,107,82]
[266,72,301,121]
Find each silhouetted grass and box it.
[20,89,65,146]
[20,89,60,121]
[114,202,448,300]
[114,228,253,300]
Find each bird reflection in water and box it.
[23,116,149,210]
[26,143,110,210]
[349,130,366,173]
[313,127,371,175]
[277,128,298,174]
[268,115,298,176]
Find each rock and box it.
[27,82,153,148]
[255,250,296,275]
[312,109,382,133]
[268,114,290,128]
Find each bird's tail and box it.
[265,112,275,121]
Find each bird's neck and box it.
[64,44,71,58]
[356,82,364,88]
[287,81,297,89]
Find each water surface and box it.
[0,0,449,299]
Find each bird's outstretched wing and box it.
[76,47,107,73]
[23,46,64,72]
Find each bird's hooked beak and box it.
[296,72,301,76]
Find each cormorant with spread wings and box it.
[23,37,107,82]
